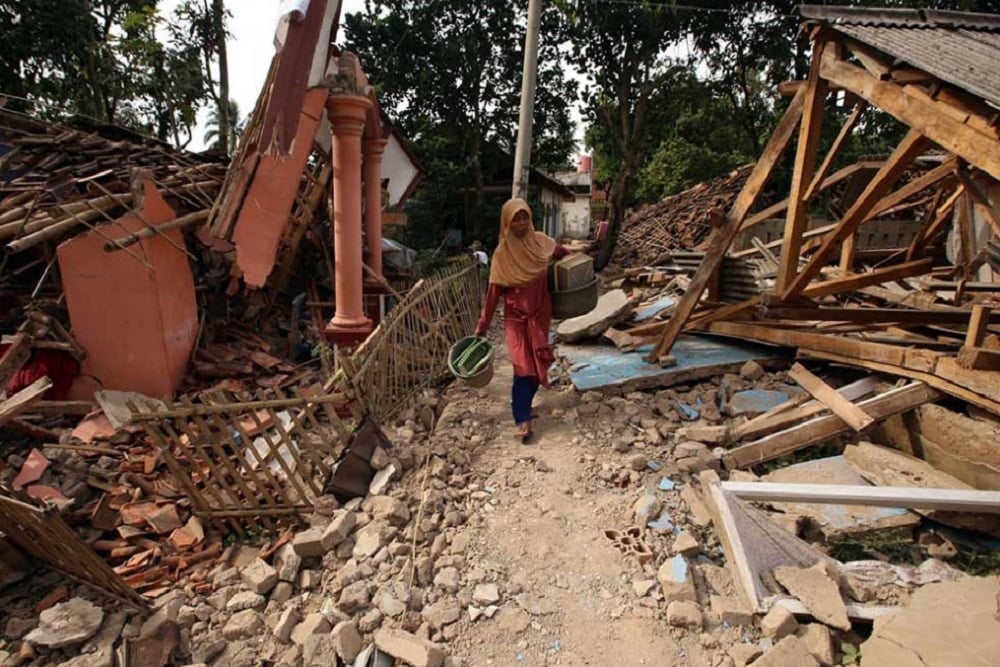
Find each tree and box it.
[0,0,218,147]
[344,0,577,245]
[555,0,688,268]
[203,98,241,153]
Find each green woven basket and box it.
[448,337,495,387]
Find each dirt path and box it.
[429,346,728,666]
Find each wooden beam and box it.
[788,362,875,431]
[906,186,964,260]
[721,481,1000,514]
[955,167,1000,238]
[778,45,829,291]
[801,258,933,299]
[723,382,939,469]
[966,305,991,347]
[0,377,53,426]
[867,159,957,221]
[783,127,929,298]
[804,101,866,202]
[957,346,1000,371]
[646,85,808,361]
[741,163,877,231]
[757,306,998,326]
[819,49,1000,181]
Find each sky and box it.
[161,0,366,150]
[163,0,586,154]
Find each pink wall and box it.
[58,181,198,399]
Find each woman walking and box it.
[475,198,567,444]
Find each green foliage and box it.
[0,0,224,148]
[204,99,243,154]
[345,0,577,248]
[841,642,862,665]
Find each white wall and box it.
[561,195,591,239]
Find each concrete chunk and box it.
[321,510,357,550]
[774,564,850,631]
[796,624,835,665]
[749,635,819,667]
[374,628,446,667]
[241,558,278,595]
[293,526,328,558]
[556,289,632,342]
[666,600,703,628]
[657,555,696,604]
[760,605,798,640]
[710,596,753,627]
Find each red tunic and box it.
[476,246,569,387]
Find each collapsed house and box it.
[553,6,1000,666]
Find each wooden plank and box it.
[722,481,1000,514]
[778,46,829,291]
[783,126,929,298]
[866,158,957,221]
[788,363,874,431]
[741,163,874,231]
[723,383,939,469]
[758,307,997,326]
[801,258,933,299]
[955,167,1000,238]
[0,377,52,426]
[958,346,1000,371]
[819,48,1000,181]
[700,473,764,612]
[966,305,991,347]
[805,101,866,202]
[646,85,808,361]
[906,185,964,260]
[735,376,878,441]
[706,321,909,365]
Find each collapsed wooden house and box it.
[636,6,1000,423]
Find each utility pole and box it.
[512,0,542,200]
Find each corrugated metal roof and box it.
[799,5,1000,109]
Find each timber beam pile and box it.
[636,11,1000,419]
[0,107,227,254]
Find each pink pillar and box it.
[325,94,373,345]
[363,137,387,281]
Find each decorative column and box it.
[362,138,387,282]
[324,94,373,346]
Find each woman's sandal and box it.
[520,429,535,445]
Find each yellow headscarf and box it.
[489,198,556,287]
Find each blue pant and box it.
[512,375,539,426]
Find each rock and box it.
[25,598,104,649]
[297,570,319,591]
[710,596,753,627]
[302,635,338,667]
[371,447,390,470]
[796,624,834,666]
[293,526,328,558]
[434,567,461,593]
[339,581,371,613]
[672,530,701,557]
[353,522,393,560]
[760,605,798,640]
[729,643,763,666]
[633,579,657,597]
[472,583,500,606]
[5,617,36,641]
[226,591,266,611]
[369,464,397,496]
[321,510,357,550]
[222,610,264,641]
[274,544,302,583]
[374,628,447,667]
[242,558,278,595]
[628,454,648,471]
[680,485,714,527]
[272,581,294,603]
[740,361,765,381]
[291,613,331,646]
[368,496,410,526]
[274,607,301,643]
[313,494,339,516]
[556,289,633,342]
[633,493,662,524]
[422,597,462,630]
[773,564,850,631]
[748,635,819,667]
[330,621,363,662]
[675,441,711,459]
[378,593,407,617]
[666,600,703,628]
[657,555,696,604]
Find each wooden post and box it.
[645,85,808,362]
[966,305,991,347]
[782,128,929,299]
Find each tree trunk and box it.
[595,168,630,270]
[212,0,231,153]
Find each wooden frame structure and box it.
[645,7,1000,381]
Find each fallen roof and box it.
[799,4,1000,109]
